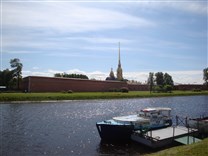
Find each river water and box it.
[1,96,208,156]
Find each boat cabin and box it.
[139,107,171,118]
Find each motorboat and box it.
[96,107,172,140]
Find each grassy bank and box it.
[145,138,208,156]
[0,90,208,102]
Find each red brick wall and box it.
[128,84,149,91]
[22,76,207,92]
[22,76,128,92]
[174,84,207,91]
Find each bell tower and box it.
[117,42,123,81]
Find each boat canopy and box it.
[113,115,150,123]
[141,107,171,112]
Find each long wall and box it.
[22,76,128,92]
[174,84,207,91]
[22,76,206,92]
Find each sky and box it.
[1,0,207,84]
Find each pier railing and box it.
[175,115,191,127]
[136,116,199,143]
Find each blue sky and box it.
[1,0,207,84]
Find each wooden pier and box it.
[131,126,199,148]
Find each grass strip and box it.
[144,138,208,156]
[0,91,208,102]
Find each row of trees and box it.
[54,73,89,79]
[0,58,23,90]
[147,72,174,93]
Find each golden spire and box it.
[118,42,121,68]
[117,42,123,81]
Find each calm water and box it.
[1,96,208,156]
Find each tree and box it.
[164,73,174,86]
[155,72,164,86]
[147,72,154,93]
[203,67,208,85]
[0,69,14,89]
[154,72,174,93]
[54,73,62,77]
[54,73,89,80]
[10,58,23,89]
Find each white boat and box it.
[96,107,172,140]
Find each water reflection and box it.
[97,140,151,156]
[1,96,208,156]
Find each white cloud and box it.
[170,1,207,15]
[66,36,132,44]
[168,70,204,84]
[134,1,207,15]
[3,2,154,33]
[32,67,39,70]
[4,50,42,54]
[124,70,204,84]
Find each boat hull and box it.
[96,119,172,141]
[96,122,134,141]
[96,107,173,141]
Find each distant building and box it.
[106,68,116,80]
[106,42,123,81]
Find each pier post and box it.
[187,126,190,144]
[176,116,178,126]
[173,126,175,138]
[185,117,188,127]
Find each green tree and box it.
[54,73,62,77]
[10,58,23,89]
[164,73,174,86]
[54,73,89,79]
[155,72,164,86]
[0,69,14,89]
[147,72,154,93]
[203,67,208,85]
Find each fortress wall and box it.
[22,76,128,92]
[22,76,206,92]
[174,84,207,91]
[127,84,149,91]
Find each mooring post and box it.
[150,130,152,138]
[173,126,175,138]
[187,126,190,144]
[176,115,178,126]
[185,117,188,127]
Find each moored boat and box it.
[96,107,172,141]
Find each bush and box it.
[164,85,173,93]
[67,90,73,93]
[192,89,201,92]
[109,88,120,92]
[153,85,172,93]
[153,85,164,93]
[120,87,129,93]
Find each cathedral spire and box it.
[118,42,121,68]
[117,42,123,81]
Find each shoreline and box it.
[0,91,208,103]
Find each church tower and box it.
[117,42,123,81]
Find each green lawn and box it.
[145,138,208,156]
[0,90,208,102]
